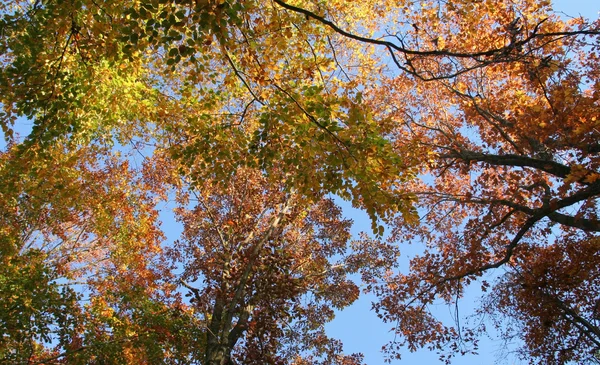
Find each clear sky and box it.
[325,1,600,364]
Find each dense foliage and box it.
[0,0,598,364]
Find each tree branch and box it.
[464,197,600,232]
[439,149,572,179]
[272,0,598,64]
[439,215,540,283]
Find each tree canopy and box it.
[0,0,599,364]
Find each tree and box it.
[0,0,414,228]
[0,0,403,362]
[168,166,394,364]
[0,139,201,364]
[286,1,599,362]
[1,0,599,364]
[263,0,600,362]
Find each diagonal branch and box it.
[438,181,600,283]
[439,215,540,284]
[219,192,295,346]
[272,0,597,60]
[463,197,600,232]
[439,149,572,179]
